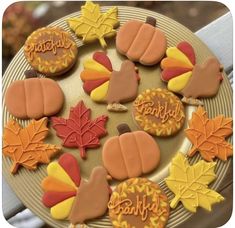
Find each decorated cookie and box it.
[24,27,78,76]
[102,124,160,180]
[108,178,170,228]
[116,16,167,65]
[80,52,140,112]
[69,166,110,225]
[41,153,81,220]
[185,106,233,161]
[161,41,223,105]
[41,153,111,224]
[133,88,185,136]
[51,100,108,159]
[67,1,119,48]
[5,77,64,119]
[165,153,224,212]
[3,117,60,174]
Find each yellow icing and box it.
[47,162,76,188]
[50,197,75,220]
[67,1,119,48]
[165,153,224,212]
[166,47,193,67]
[90,81,109,102]
[83,59,111,74]
[167,71,192,92]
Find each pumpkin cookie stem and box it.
[146,16,156,27]
[117,124,131,135]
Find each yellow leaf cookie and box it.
[165,152,224,212]
[67,1,119,48]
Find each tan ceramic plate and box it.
[2,6,232,228]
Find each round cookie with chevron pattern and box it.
[108,178,170,228]
[132,88,185,136]
[24,27,78,76]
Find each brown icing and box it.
[69,166,110,225]
[106,60,138,104]
[181,57,223,98]
[5,78,64,119]
[116,18,167,65]
[102,124,160,180]
[24,27,78,76]
[108,178,170,228]
[133,88,185,136]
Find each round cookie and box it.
[133,88,185,136]
[24,27,78,76]
[108,178,170,228]
[102,124,161,180]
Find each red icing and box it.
[93,52,113,72]
[161,67,191,81]
[177,41,196,65]
[42,191,76,207]
[58,153,81,187]
[51,101,108,159]
[83,78,109,94]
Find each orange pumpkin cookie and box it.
[24,27,78,76]
[133,88,185,136]
[108,178,170,228]
[116,17,167,66]
[102,124,160,180]
[5,77,64,119]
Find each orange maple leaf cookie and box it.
[185,106,233,161]
[3,117,60,174]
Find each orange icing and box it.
[161,57,193,69]
[80,70,110,81]
[41,176,76,192]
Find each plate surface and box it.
[2,6,232,228]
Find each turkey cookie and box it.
[5,77,64,119]
[161,41,223,105]
[108,178,170,228]
[116,16,167,65]
[102,124,160,180]
[24,27,78,76]
[67,1,119,48]
[133,88,185,136]
[41,153,111,224]
[80,52,140,112]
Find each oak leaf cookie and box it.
[161,41,223,105]
[116,16,167,65]
[108,178,170,228]
[133,88,185,136]
[5,77,64,119]
[24,27,78,76]
[102,124,160,180]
